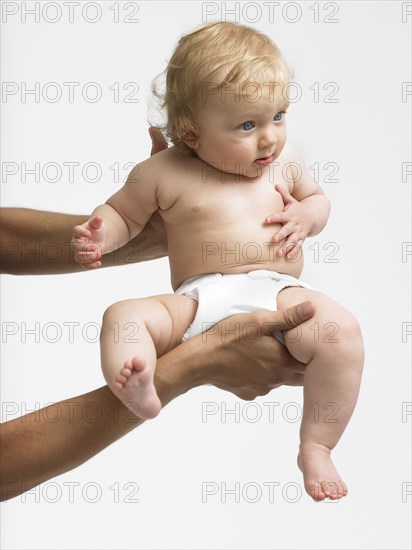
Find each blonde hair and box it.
[151,21,292,147]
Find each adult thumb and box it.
[257,301,314,335]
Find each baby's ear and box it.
[177,119,200,149]
[181,132,199,149]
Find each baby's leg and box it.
[276,287,364,501]
[100,295,197,420]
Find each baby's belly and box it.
[168,223,304,290]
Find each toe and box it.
[309,482,325,502]
[131,356,147,372]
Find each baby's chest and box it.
[173,178,286,224]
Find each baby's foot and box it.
[114,356,161,420]
[297,441,348,501]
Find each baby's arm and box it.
[266,146,331,259]
[72,160,159,268]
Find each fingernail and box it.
[298,302,312,316]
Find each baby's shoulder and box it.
[145,146,195,207]
[143,145,193,175]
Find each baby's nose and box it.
[258,128,277,148]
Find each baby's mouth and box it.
[254,154,274,166]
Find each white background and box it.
[1,1,411,549]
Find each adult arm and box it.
[0,128,169,275]
[0,302,313,501]
[0,207,167,275]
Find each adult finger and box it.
[256,301,314,335]
[149,127,168,156]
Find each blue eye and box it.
[274,111,285,122]
[242,121,254,131]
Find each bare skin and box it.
[72,90,363,500]
[0,147,313,500]
[0,304,313,501]
[0,208,167,275]
[0,129,169,276]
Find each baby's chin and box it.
[192,153,275,181]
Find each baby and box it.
[72,22,364,501]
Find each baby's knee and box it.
[333,311,364,363]
[102,299,136,325]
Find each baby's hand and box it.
[265,185,315,260]
[71,215,107,269]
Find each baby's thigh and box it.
[150,293,198,352]
[276,287,360,364]
[102,294,198,355]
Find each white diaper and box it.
[175,270,313,344]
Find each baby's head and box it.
[153,21,292,150]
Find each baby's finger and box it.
[275,184,296,205]
[73,225,91,238]
[265,212,287,224]
[77,247,102,261]
[72,241,94,254]
[74,243,102,261]
[89,215,103,230]
[286,240,303,260]
[272,223,292,243]
[82,260,102,270]
[277,234,299,257]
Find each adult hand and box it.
[192,301,314,400]
[0,129,170,274]
[149,126,168,155]
[0,301,313,500]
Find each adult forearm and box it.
[0,208,167,274]
[0,341,200,501]
[0,305,311,501]
[0,208,86,274]
[0,387,135,500]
